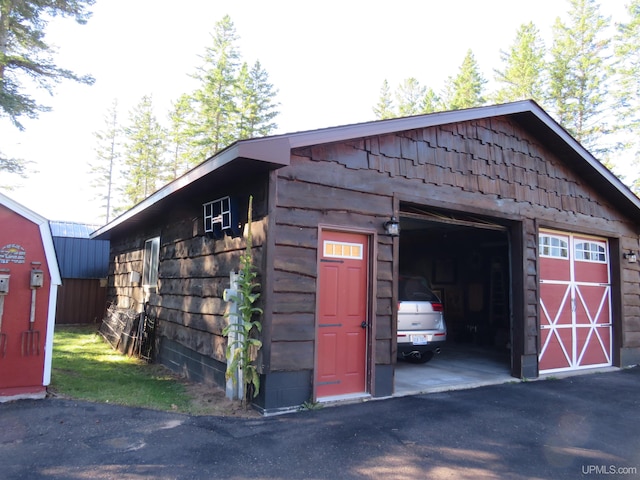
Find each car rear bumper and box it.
[397,332,446,354]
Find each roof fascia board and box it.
[286,101,535,149]
[39,222,62,285]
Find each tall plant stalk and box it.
[223,196,263,406]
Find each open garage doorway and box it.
[394,204,517,395]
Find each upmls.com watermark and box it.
[582,464,638,475]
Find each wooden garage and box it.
[93,100,640,414]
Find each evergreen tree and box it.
[547,0,610,153]
[396,77,426,117]
[234,60,279,139]
[0,0,94,176]
[167,94,197,180]
[188,15,241,161]
[421,87,442,114]
[373,79,394,119]
[0,0,94,128]
[493,22,546,103]
[443,49,487,110]
[612,0,640,184]
[169,15,280,168]
[89,99,120,223]
[121,95,167,208]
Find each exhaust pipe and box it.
[403,349,441,359]
[403,351,423,360]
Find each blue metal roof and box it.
[50,221,101,239]
[50,222,109,279]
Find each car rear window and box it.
[399,277,440,302]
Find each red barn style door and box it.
[316,231,369,399]
[539,230,612,373]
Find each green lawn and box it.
[50,325,239,415]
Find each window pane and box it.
[323,241,364,259]
[539,235,568,258]
[575,241,606,263]
[143,236,160,287]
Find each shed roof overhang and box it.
[91,100,640,240]
[91,136,291,239]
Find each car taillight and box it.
[432,302,443,312]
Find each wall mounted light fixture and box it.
[624,250,637,263]
[384,216,400,237]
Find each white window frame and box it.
[323,240,364,260]
[203,196,232,233]
[574,240,607,263]
[539,234,569,259]
[142,236,160,288]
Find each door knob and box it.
[361,321,367,329]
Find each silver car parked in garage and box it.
[397,275,447,363]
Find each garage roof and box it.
[91,100,640,239]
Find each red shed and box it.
[0,192,61,402]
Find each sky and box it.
[0,0,632,225]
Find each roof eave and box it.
[91,136,291,239]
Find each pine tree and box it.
[373,79,395,119]
[172,15,280,167]
[612,0,640,185]
[493,22,546,103]
[188,15,241,162]
[0,0,94,176]
[89,99,120,223]
[443,49,487,110]
[547,0,610,153]
[421,87,442,114]
[234,60,279,139]
[0,0,95,128]
[396,78,426,116]
[121,95,167,208]
[167,94,198,180]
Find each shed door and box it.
[316,231,369,399]
[539,230,612,373]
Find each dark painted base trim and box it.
[620,347,640,367]
[374,364,393,397]
[157,338,226,387]
[253,370,312,413]
[521,354,538,379]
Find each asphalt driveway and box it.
[1,367,639,479]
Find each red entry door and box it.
[316,231,369,399]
